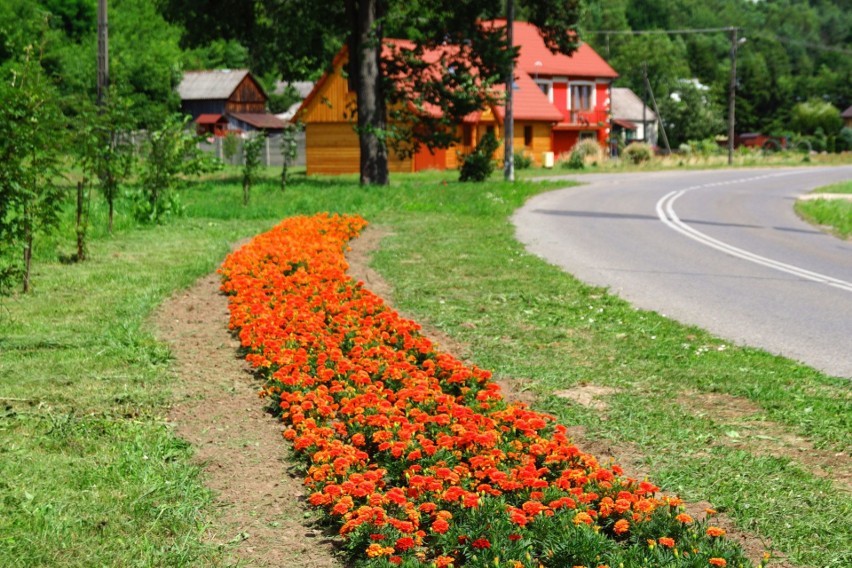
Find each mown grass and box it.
[795,180,852,239]
[1,165,849,567]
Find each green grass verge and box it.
[795,180,852,239]
[1,166,849,566]
[367,187,850,567]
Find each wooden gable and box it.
[297,50,356,124]
[225,74,268,114]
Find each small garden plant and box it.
[460,132,500,182]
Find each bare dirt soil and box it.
[155,271,341,568]
[154,225,825,568]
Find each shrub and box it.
[558,151,585,170]
[513,150,533,170]
[573,138,603,162]
[459,131,499,182]
[133,114,220,223]
[688,138,722,158]
[242,132,266,206]
[623,142,653,164]
[222,132,240,163]
[839,127,852,152]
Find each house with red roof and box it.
[296,21,617,175]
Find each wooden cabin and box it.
[178,69,286,135]
[296,21,618,175]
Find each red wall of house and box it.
[414,146,448,171]
[553,83,568,121]
[553,131,579,156]
[596,83,609,112]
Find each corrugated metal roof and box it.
[195,114,226,124]
[229,112,287,129]
[611,87,657,122]
[178,69,252,100]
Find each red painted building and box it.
[298,21,618,174]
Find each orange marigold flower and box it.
[418,502,437,513]
[573,512,593,526]
[431,519,449,534]
[395,537,415,551]
[658,537,675,548]
[709,558,727,567]
[435,555,454,568]
[613,519,630,535]
[706,526,726,538]
[366,543,387,558]
[675,513,694,524]
[471,538,490,549]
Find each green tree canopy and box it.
[791,99,843,135]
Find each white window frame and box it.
[568,81,596,111]
[534,79,553,103]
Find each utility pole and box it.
[503,0,515,181]
[97,0,108,107]
[727,27,738,165]
[642,64,671,155]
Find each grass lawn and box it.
[795,180,852,239]
[1,166,849,567]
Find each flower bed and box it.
[219,214,760,568]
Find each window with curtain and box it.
[570,83,593,110]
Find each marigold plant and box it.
[219,213,764,568]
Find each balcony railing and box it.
[567,109,608,126]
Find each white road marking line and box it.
[654,172,852,293]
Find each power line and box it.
[589,27,736,36]
[772,36,852,55]
[589,27,852,55]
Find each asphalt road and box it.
[512,166,852,379]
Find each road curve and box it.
[512,166,852,379]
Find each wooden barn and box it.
[177,69,286,135]
[296,21,617,175]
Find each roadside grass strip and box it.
[219,213,762,568]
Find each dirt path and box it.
[154,272,341,568]
[154,225,805,568]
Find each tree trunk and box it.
[76,180,86,261]
[351,0,389,186]
[108,197,114,234]
[22,224,32,294]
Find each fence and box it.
[196,131,306,167]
